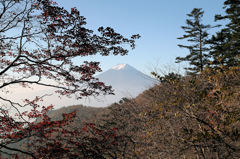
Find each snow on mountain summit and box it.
[111,64,127,70]
[90,64,158,106]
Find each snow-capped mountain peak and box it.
[112,64,127,70]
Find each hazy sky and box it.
[57,0,225,74]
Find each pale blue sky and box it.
[57,0,225,74]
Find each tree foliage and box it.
[209,0,240,68]
[151,72,182,83]
[141,67,240,158]
[0,0,139,158]
[176,8,212,74]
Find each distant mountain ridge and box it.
[97,64,156,97]
[87,64,157,106]
[3,64,157,108]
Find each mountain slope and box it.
[97,64,156,97]
[84,64,157,106]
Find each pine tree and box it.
[208,29,232,67]
[208,0,240,68]
[176,8,212,74]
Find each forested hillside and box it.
[9,66,240,158]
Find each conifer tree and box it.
[208,0,240,67]
[176,8,212,74]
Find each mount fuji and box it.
[87,64,157,106]
[97,64,156,97]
